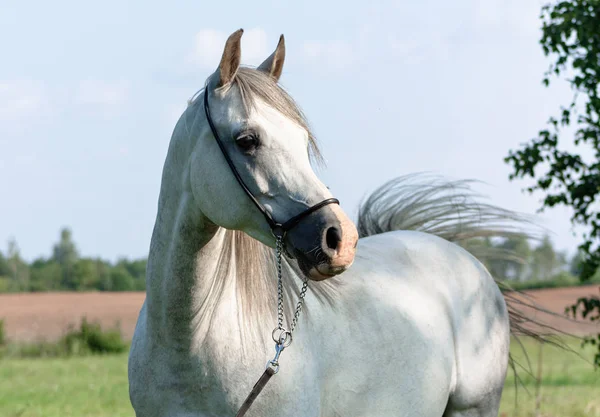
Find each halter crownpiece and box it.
[203,87,340,238]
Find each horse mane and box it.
[185,67,338,348]
[215,230,339,345]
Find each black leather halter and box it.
[203,88,339,238]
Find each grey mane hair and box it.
[184,67,336,351]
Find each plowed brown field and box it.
[0,292,146,342]
[0,286,598,342]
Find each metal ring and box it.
[271,328,287,344]
[280,331,292,348]
[271,328,292,347]
[272,328,284,343]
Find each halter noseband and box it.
[203,87,339,238]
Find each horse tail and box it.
[356,173,571,352]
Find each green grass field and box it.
[0,338,598,417]
[0,355,131,417]
[500,337,600,417]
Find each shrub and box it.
[0,318,5,346]
[3,341,65,358]
[0,317,127,358]
[62,317,127,354]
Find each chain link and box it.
[290,279,308,332]
[275,236,285,332]
[274,235,308,337]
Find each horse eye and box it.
[235,134,259,152]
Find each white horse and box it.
[129,29,516,417]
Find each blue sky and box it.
[0,0,582,262]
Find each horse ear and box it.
[257,34,285,82]
[217,29,244,88]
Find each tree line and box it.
[0,227,593,293]
[0,228,146,292]
[466,234,593,284]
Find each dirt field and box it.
[0,286,598,342]
[507,285,600,336]
[0,292,146,342]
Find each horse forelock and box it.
[187,67,324,166]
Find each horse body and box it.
[130,226,509,416]
[129,29,511,417]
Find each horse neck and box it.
[143,117,275,353]
[142,103,336,355]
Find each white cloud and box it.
[0,80,46,122]
[75,79,129,107]
[301,40,354,70]
[187,27,269,69]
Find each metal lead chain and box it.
[268,235,309,373]
[290,278,308,333]
[275,236,285,332]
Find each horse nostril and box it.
[325,227,342,251]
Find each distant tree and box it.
[105,266,135,291]
[116,258,147,290]
[119,258,146,280]
[0,250,11,277]
[505,0,600,365]
[52,228,78,267]
[29,259,62,292]
[72,259,101,290]
[465,236,533,282]
[94,258,112,291]
[570,250,585,276]
[52,228,79,289]
[7,237,20,281]
[496,235,532,281]
[6,237,29,290]
[530,235,563,280]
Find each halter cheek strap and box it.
[203,88,339,238]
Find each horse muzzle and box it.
[287,204,358,281]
